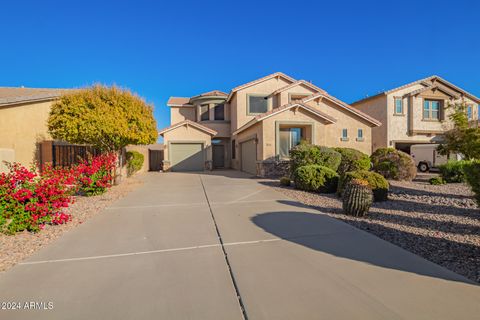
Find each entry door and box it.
[212,145,225,168]
[241,139,257,175]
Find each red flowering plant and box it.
[76,153,116,196]
[0,163,76,234]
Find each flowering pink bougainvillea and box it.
[0,153,117,234]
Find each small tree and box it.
[437,102,480,160]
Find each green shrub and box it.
[429,176,446,185]
[279,176,291,186]
[290,143,341,179]
[338,170,389,201]
[334,147,371,175]
[371,148,416,181]
[126,151,144,177]
[463,160,480,207]
[438,160,468,183]
[293,165,339,193]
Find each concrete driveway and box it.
[0,170,479,319]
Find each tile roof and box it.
[166,97,192,106]
[158,120,217,136]
[196,90,228,97]
[302,92,381,126]
[351,75,480,105]
[0,87,72,106]
[226,72,296,102]
[269,80,327,97]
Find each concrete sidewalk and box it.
[0,170,479,319]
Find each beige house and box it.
[159,72,381,176]
[0,87,69,172]
[352,76,480,153]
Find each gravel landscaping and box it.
[266,177,480,283]
[0,176,143,273]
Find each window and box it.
[214,103,225,120]
[394,98,403,114]
[423,100,440,120]
[248,95,268,114]
[357,128,363,141]
[342,129,348,141]
[231,139,236,159]
[279,128,303,158]
[467,105,473,120]
[200,104,209,121]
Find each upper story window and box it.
[247,94,268,115]
[214,103,225,120]
[357,128,363,141]
[394,97,403,114]
[341,128,348,141]
[467,105,473,120]
[423,99,440,120]
[200,104,209,121]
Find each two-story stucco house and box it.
[159,72,381,176]
[352,76,480,153]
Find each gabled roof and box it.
[226,72,296,102]
[158,120,217,136]
[0,87,72,106]
[351,75,480,105]
[194,90,228,97]
[233,102,337,135]
[268,80,327,97]
[408,83,460,99]
[302,93,381,126]
[166,97,193,107]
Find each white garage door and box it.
[241,139,257,175]
[170,143,204,172]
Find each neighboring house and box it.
[0,87,163,173]
[352,76,480,153]
[0,87,69,171]
[159,72,381,176]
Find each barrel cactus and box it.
[342,179,373,217]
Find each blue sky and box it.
[1,0,479,131]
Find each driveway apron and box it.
[0,170,479,320]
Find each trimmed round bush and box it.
[338,170,389,201]
[279,176,291,186]
[293,165,339,193]
[334,147,371,175]
[290,143,341,178]
[438,160,468,183]
[463,160,480,207]
[429,176,446,185]
[371,148,416,181]
[126,151,144,177]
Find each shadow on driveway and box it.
[251,210,477,286]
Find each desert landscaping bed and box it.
[268,178,480,283]
[0,176,143,273]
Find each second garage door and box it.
[170,143,204,172]
[241,139,257,175]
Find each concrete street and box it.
[0,171,479,319]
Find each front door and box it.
[212,145,225,168]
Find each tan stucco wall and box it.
[197,121,231,138]
[163,125,212,163]
[170,106,196,123]
[231,77,293,131]
[125,144,164,173]
[0,100,53,167]
[353,95,388,150]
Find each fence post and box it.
[40,140,54,170]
